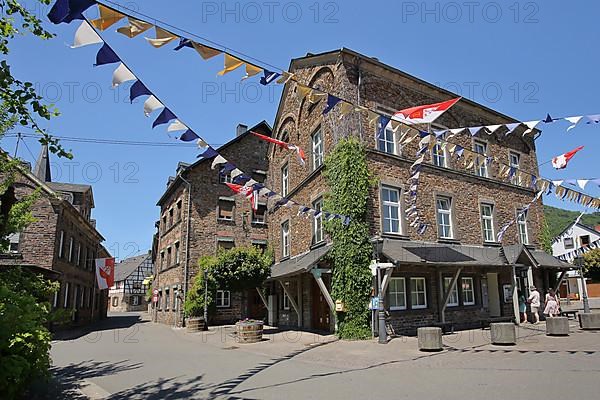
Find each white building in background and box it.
[108,253,154,312]
[552,222,600,299]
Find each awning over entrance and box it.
[270,244,332,279]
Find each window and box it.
[410,277,427,309]
[509,152,521,185]
[311,129,324,170]
[580,235,591,248]
[176,200,182,221]
[480,203,495,243]
[282,291,290,310]
[517,209,529,245]
[112,297,118,307]
[219,173,233,184]
[174,242,180,264]
[7,233,19,253]
[387,278,406,310]
[381,186,402,234]
[218,198,234,221]
[462,277,475,305]
[158,290,163,310]
[82,247,87,270]
[162,215,167,230]
[76,243,81,267]
[252,204,267,224]
[281,221,290,258]
[443,277,459,307]
[377,123,396,154]
[80,286,85,308]
[166,247,172,267]
[63,282,70,308]
[132,295,140,306]
[53,285,59,308]
[281,163,289,197]
[88,287,92,308]
[165,288,170,310]
[216,290,231,308]
[217,239,235,251]
[473,141,488,177]
[168,208,174,227]
[58,231,64,258]
[160,251,165,270]
[252,241,267,253]
[564,237,574,249]
[431,141,446,167]
[312,198,324,244]
[436,196,453,239]
[68,236,74,263]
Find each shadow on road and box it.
[52,313,148,341]
[107,375,208,400]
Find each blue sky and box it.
[2,0,599,259]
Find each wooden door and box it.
[248,289,267,321]
[311,278,331,332]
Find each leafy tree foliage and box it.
[583,249,600,282]
[539,215,553,254]
[323,138,373,340]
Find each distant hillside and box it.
[544,205,600,239]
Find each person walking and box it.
[528,286,541,324]
[518,289,528,323]
[544,288,560,318]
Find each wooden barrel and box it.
[186,317,204,333]
[236,321,263,343]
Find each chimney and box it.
[236,124,248,137]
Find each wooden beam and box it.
[311,269,335,312]
[256,287,268,309]
[440,267,462,324]
[381,268,393,296]
[554,270,568,294]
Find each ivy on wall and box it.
[323,138,374,340]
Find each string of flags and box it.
[557,238,600,262]
[62,15,350,225]
[496,191,543,243]
[251,131,306,166]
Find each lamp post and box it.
[575,256,590,313]
[370,236,387,344]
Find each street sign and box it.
[369,297,379,310]
[153,288,158,295]
[152,295,158,303]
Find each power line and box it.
[4,132,223,147]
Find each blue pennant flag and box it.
[260,70,281,85]
[508,166,517,178]
[323,95,342,114]
[543,113,554,123]
[152,108,177,129]
[530,175,537,190]
[455,146,464,158]
[504,123,520,136]
[377,116,391,139]
[174,38,193,51]
[416,146,428,156]
[220,163,236,175]
[419,130,430,138]
[469,127,481,136]
[130,80,152,103]
[266,191,277,198]
[179,129,200,142]
[252,183,265,191]
[547,182,555,195]
[417,223,428,235]
[232,174,251,185]
[48,0,95,24]
[197,147,218,159]
[434,129,447,138]
[275,198,289,208]
[586,114,600,124]
[95,43,120,67]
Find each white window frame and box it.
[281,220,290,258]
[80,286,85,308]
[563,237,574,249]
[311,129,324,170]
[252,203,267,224]
[216,290,231,308]
[76,243,81,267]
[63,282,69,308]
[312,198,324,244]
[443,277,459,307]
[473,141,488,177]
[112,296,119,307]
[68,236,74,263]
[132,295,140,306]
[281,163,289,197]
[517,209,529,245]
[436,196,453,239]
[53,286,59,308]
[377,123,397,155]
[217,199,235,221]
[431,140,446,167]
[480,203,495,243]
[165,288,170,310]
[387,277,407,311]
[410,277,427,309]
[58,230,64,258]
[219,173,233,184]
[381,186,402,234]
[175,241,180,264]
[462,277,475,305]
[509,152,521,185]
[282,291,290,310]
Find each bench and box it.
[560,310,578,320]
[480,316,515,329]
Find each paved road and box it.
[45,312,600,399]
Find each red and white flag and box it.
[225,183,259,210]
[393,97,461,125]
[251,131,306,166]
[95,258,115,290]
[551,146,584,169]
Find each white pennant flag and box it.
[485,124,503,135]
[112,63,136,87]
[167,120,187,132]
[552,180,564,187]
[70,21,102,48]
[211,155,227,170]
[230,168,243,178]
[577,179,590,190]
[143,95,163,116]
[522,120,541,135]
[196,138,208,148]
[565,116,583,132]
[449,128,464,135]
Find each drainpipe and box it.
[178,174,192,326]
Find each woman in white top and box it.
[544,288,560,318]
[528,286,541,324]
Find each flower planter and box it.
[186,317,205,333]
[236,320,263,343]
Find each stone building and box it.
[108,253,153,312]
[0,145,109,326]
[265,48,572,335]
[153,121,271,327]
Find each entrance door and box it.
[248,289,267,321]
[487,273,501,317]
[311,278,331,332]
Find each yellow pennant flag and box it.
[117,17,153,38]
[242,63,263,80]
[217,54,244,76]
[296,85,312,101]
[390,120,401,132]
[308,91,327,103]
[145,27,178,48]
[367,111,379,127]
[191,42,222,60]
[276,71,294,84]
[338,101,353,118]
[90,5,126,31]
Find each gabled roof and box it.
[553,221,600,243]
[114,254,151,282]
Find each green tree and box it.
[323,138,374,340]
[539,215,553,254]
[583,249,600,282]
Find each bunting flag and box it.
[48,0,95,24]
[130,80,152,103]
[242,63,263,80]
[323,95,342,114]
[211,155,228,170]
[191,42,222,60]
[94,43,120,66]
[152,108,177,129]
[179,129,200,142]
[251,131,306,165]
[225,183,259,211]
[71,21,102,48]
[112,63,136,87]
[393,97,461,125]
[557,238,600,262]
[90,5,125,31]
[117,17,153,38]
[260,70,281,86]
[167,120,187,132]
[145,27,178,48]
[217,54,244,76]
[143,95,163,116]
[565,116,583,132]
[497,191,543,242]
[95,257,115,290]
[551,146,584,169]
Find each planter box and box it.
[490,322,516,345]
[186,317,205,333]
[417,327,443,351]
[236,320,263,343]
[546,317,569,336]
[579,313,600,330]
